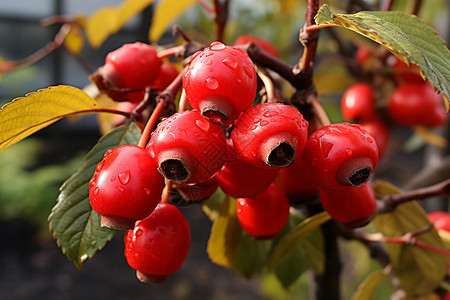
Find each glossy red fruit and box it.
[216,140,278,198]
[236,183,290,239]
[428,211,450,232]
[101,42,162,103]
[303,122,379,190]
[89,145,164,229]
[124,203,191,284]
[152,63,179,90]
[147,110,227,183]
[231,103,309,169]
[387,83,447,128]
[177,176,219,202]
[361,119,390,158]
[341,83,376,121]
[112,101,138,127]
[276,152,319,202]
[319,183,377,229]
[234,34,279,58]
[388,55,425,84]
[183,41,257,125]
[355,47,372,67]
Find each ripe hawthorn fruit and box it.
[361,119,390,158]
[236,183,290,239]
[183,41,257,125]
[147,110,227,183]
[124,203,191,284]
[341,83,376,121]
[89,145,164,229]
[99,42,162,103]
[231,102,309,169]
[303,122,379,190]
[387,83,447,128]
[215,139,278,198]
[319,183,377,229]
[428,211,450,232]
[234,34,279,58]
[177,176,219,202]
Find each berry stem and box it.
[161,179,173,204]
[376,179,450,214]
[138,101,166,148]
[304,23,340,34]
[255,66,283,103]
[178,89,188,112]
[157,45,186,59]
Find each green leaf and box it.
[274,246,308,290]
[268,211,331,270]
[206,196,242,268]
[315,4,450,106]
[48,124,142,269]
[350,269,387,300]
[372,180,448,297]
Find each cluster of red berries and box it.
[88,40,384,283]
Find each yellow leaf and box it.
[350,269,387,300]
[86,0,155,48]
[149,0,197,42]
[414,126,448,148]
[65,24,84,55]
[0,85,99,152]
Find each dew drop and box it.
[89,175,97,187]
[192,51,201,60]
[345,148,353,155]
[367,137,374,143]
[263,110,279,117]
[260,120,270,126]
[222,58,238,69]
[118,170,131,185]
[243,66,254,79]
[210,41,226,50]
[135,229,143,237]
[249,124,258,131]
[236,78,242,84]
[253,118,262,123]
[206,76,219,89]
[96,161,104,172]
[206,59,213,65]
[196,118,210,131]
[104,149,113,157]
[321,141,334,158]
[93,187,100,195]
[144,188,151,195]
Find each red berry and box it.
[319,183,377,229]
[124,203,190,283]
[361,119,390,158]
[236,183,290,239]
[303,123,379,190]
[183,41,257,125]
[428,211,450,232]
[231,103,309,169]
[177,176,219,202]
[355,47,372,67]
[234,34,279,58]
[341,83,376,121]
[387,83,447,128]
[152,63,180,90]
[112,101,138,127]
[276,152,319,202]
[215,140,278,198]
[89,145,164,229]
[388,55,425,84]
[147,110,227,183]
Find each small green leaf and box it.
[315,4,450,105]
[274,246,308,290]
[372,180,448,297]
[201,188,227,222]
[268,211,331,270]
[206,196,242,268]
[350,269,387,300]
[48,124,142,269]
[232,232,272,278]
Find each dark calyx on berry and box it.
[159,159,190,183]
[266,142,295,168]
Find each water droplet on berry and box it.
[321,141,334,158]
[96,161,104,172]
[89,175,97,187]
[253,118,262,123]
[144,188,151,195]
[222,58,238,69]
[103,149,112,157]
[345,148,353,155]
[210,41,226,50]
[249,124,258,131]
[243,66,254,79]
[260,120,269,126]
[192,51,201,60]
[136,229,143,237]
[263,110,279,117]
[367,137,374,143]
[206,76,219,89]
[195,118,210,131]
[118,170,130,185]
[206,59,213,65]
[93,187,100,195]
[236,78,242,84]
